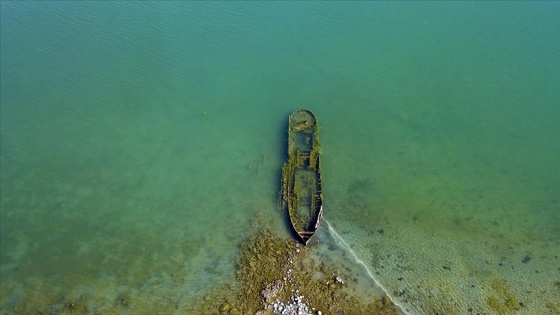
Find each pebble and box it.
[267,294,321,315]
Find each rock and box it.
[219,302,231,313]
[260,279,284,303]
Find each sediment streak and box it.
[323,218,411,315]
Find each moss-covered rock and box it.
[187,228,400,315]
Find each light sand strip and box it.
[323,218,411,315]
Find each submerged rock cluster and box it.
[189,228,400,315]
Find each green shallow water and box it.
[1,2,559,314]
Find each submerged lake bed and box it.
[1,2,559,314]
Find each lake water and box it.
[1,2,559,314]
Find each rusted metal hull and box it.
[280,109,323,245]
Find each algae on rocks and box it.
[189,227,400,315]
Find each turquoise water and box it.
[1,2,559,314]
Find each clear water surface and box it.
[1,2,559,314]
